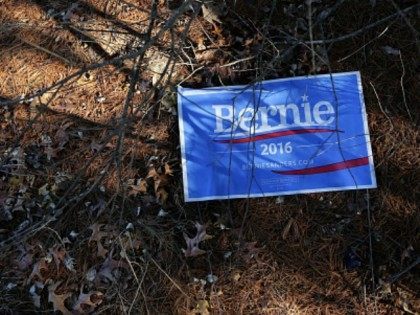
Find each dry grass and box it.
[0,0,419,314]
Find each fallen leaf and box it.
[382,45,400,56]
[29,281,44,308]
[128,178,148,197]
[202,2,227,24]
[48,244,67,269]
[164,162,175,176]
[156,187,168,205]
[194,299,210,315]
[206,274,218,284]
[87,198,107,218]
[183,222,212,257]
[232,272,241,282]
[147,167,160,182]
[62,2,80,21]
[89,223,109,258]
[54,122,72,149]
[15,244,34,271]
[401,245,414,263]
[282,218,294,240]
[194,48,223,64]
[119,233,141,259]
[8,176,23,190]
[48,281,72,315]
[237,242,262,263]
[27,258,49,284]
[183,241,206,258]
[44,144,58,161]
[90,141,103,153]
[73,290,103,313]
[96,254,129,283]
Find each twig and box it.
[20,38,73,65]
[369,81,394,132]
[398,51,413,122]
[338,27,389,63]
[314,0,347,26]
[178,66,204,85]
[128,261,149,314]
[366,190,377,313]
[149,257,189,298]
[387,257,420,284]
[220,56,255,68]
[306,4,418,45]
[0,0,193,108]
[388,0,419,54]
[366,190,375,286]
[307,0,316,73]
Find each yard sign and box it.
[178,71,376,202]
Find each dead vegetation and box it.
[0,0,419,314]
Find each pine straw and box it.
[1,0,419,314]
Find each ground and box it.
[0,0,419,314]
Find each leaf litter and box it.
[0,0,418,314]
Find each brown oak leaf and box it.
[127,178,148,197]
[182,222,212,258]
[48,281,72,315]
[194,299,210,315]
[237,242,263,264]
[156,187,168,205]
[164,162,175,176]
[48,244,67,269]
[73,290,103,313]
[96,254,129,283]
[54,122,72,149]
[29,281,44,308]
[27,258,49,284]
[15,244,34,271]
[89,223,114,258]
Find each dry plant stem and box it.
[369,81,394,132]
[387,0,419,54]
[313,0,347,27]
[366,190,377,313]
[307,0,316,72]
[118,6,159,220]
[178,65,204,84]
[387,257,420,284]
[338,26,389,63]
[0,156,113,253]
[319,23,359,188]
[114,54,144,214]
[0,216,54,258]
[20,38,72,65]
[306,4,418,45]
[0,0,193,108]
[149,256,189,299]
[220,56,255,68]
[115,0,158,213]
[1,78,72,169]
[1,1,418,313]
[58,158,112,212]
[239,0,277,242]
[1,1,193,247]
[128,261,150,314]
[118,236,138,283]
[398,51,413,122]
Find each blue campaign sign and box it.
[178,71,376,202]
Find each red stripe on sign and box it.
[272,157,370,175]
[215,128,338,144]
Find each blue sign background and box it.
[178,71,376,201]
